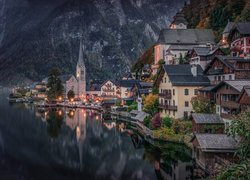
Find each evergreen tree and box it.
[67,90,75,101]
[46,68,64,101]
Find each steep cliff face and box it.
[0,0,185,85]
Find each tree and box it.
[143,93,159,115]
[151,113,162,129]
[67,90,75,101]
[127,102,137,112]
[162,116,172,128]
[218,110,250,179]
[46,68,64,101]
[144,116,152,129]
[191,96,215,113]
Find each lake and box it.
[0,88,193,180]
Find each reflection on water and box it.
[0,89,193,180]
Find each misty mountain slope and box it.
[0,0,185,85]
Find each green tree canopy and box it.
[46,68,64,101]
[191,96,215,113]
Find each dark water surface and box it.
[0,88,193,180]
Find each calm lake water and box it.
[0,88,193,180]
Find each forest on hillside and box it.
[182,0,250,41]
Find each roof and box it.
[212,80,250,93]
[162,64,210,86]
[223,22,235,34]
[204,55,249,73]
[131,111,149,122]
[119,79,139,88]
[192,46,221,57]
[138,82,153,88]
[231,22,250,35]
[192,113,224,124]
[171,12,188,25]
[193,134,238,152]
[198,85,216,92]
[157,29,215,45]
[87,83,101,91]
[59,75,74,83]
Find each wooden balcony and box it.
[220,113,234,120]
[159,92,172,99]
[159,104,177,111]
[221,101,240,109]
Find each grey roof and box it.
[192,113,224,124]
[194,134,238,152]
[163,64,210,86]
[245,87,250,96]
[138,88,151,95]
[139,82,153,88]
[169,44,198,51]
[157,29,215,45]
[119,79,139,88]
[77,39,86,68]
[223,22,235,34]
[171,12,188,25]
[193,46,220,56]
[59,75,73,83]
[198,85,216,92]
[224,80,250,92]
[232,22,250,35]
[131,111,149,122]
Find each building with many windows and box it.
[155,64,210,119]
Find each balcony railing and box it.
[159,92,172,99]
[208,69,223,75]
[221,100,240,109]
[159,104,177,111]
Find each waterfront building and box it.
[131,81,153,99]
[64,40,86,99]
[100,80,120,99]
[191,134,238,175]
[212,80,250,124]
[228,22,250,58]
[155,64,210,119]
[192,113,224,134]
[189,46,224,70]
[119,79,139,99]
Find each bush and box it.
[162,116,172,128]
[127,102,137,112]
[144,116,151,129]
[151,113,162,129]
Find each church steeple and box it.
[77,38,85,69]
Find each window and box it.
[173,111,175,116]
[185,101,189,107]
[173,100,175,106]
[194,89,198,95]
[173,89,175,96]
[222,76,225,80]
[184,89,189,95]
[165,77,166,83]
[229,75,232,80]
[218,76,221,81]
[215,76,217,81]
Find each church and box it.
[65,40,86,99]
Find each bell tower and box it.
[76,39,86,98]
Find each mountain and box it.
[0,0,185,86]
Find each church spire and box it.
[77,38,85,68]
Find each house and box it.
[189,46,224,70]
[192,113,224,134]
[100,80,120,99]
[31,82,47,99]
[228,22,250,57]
[155,64,210,119]
[152,12,216,74]
[86,83,101,100]
[119,79,139,99]
[212,80,250,123]
[237,86,250,111]
[204,55,250,85]
[191,134,238,174]
[131,81,153,99]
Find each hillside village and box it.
[9,11,250,178]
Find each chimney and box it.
[191,64,197,77]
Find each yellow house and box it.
[155,64,210,119]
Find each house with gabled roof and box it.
[192,113,224,134]
[237,86,250,111]
[100,80,120,99]
[189,46,224,70]
[204,55,250,85]
[155,64,210,119]
[191,134,238,174]
[212,80,250,122]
